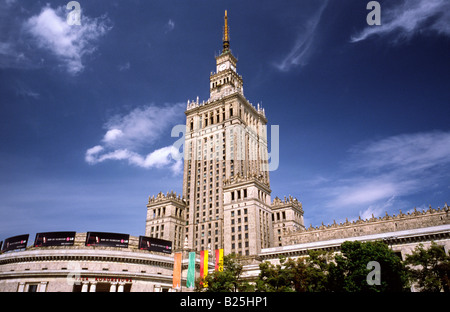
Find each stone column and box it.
[117,282,125,292]
[89,281,97,292]
[81,281,89,292]
[17,282,25,292]
[109,282,117,292]
[39,282,48,292]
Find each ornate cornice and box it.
[0,248,174,268]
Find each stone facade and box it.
[146,191,186,251]
[282,205,449,246]
[223,176,273,256]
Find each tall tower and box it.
[183,11,271,255]
[146,11,305,256]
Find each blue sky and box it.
[1,0,449,242]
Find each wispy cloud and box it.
[359,195,396,220]
[0,47,37,70]
[0,1,35,70]
[275,1,328,71]
[118,61,130,71]
[310,131,450,220]
[14,82,40,99]
[348,131,450,175]
[351,0,450,43]
[165,19,175,33]
[85,103,185,174]
[23,5,111,74]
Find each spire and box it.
[222,10,230,52]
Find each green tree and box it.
[284,250,331,292]
[328,240,409,292]
[196,253,253,292]
[255,256,294,292]
[255,250,332,292]
[404,242,450,292]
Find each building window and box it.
[27,284,39,292]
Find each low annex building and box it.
[0,233,177,292]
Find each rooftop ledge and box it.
[259,224,450,256]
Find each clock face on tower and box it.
[217,62,230,72]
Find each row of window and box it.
[188,103,263,133]
[230,188,248,201]
[193,220,222,252]
[259,210,272,249]
[188,107,232,131]
[149,206,183,219]
[229,207,250,255]
[211,75,237,89]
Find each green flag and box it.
[186,252,196,288]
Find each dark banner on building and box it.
[85,232,129,248]
[139,236,172,254]
[34,231,76,247]
[1,234,29,252]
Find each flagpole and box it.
[181,237,188,292]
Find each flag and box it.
[215,249,224,272]
[172,252,182,289]
[186,252,196,289]
[200,250,208,287]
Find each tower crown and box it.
[207,10,243,99]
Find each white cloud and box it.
[85,103,185,174]
[85,145,104,164]
[102,104,184,150]
[351,0,450,43]
[103,129,124,143]
[24,5,111,74]
[87,145,183,174]
[275,1,328,71]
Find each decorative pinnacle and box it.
[223,10,230,52]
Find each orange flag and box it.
[172,252,182,289]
